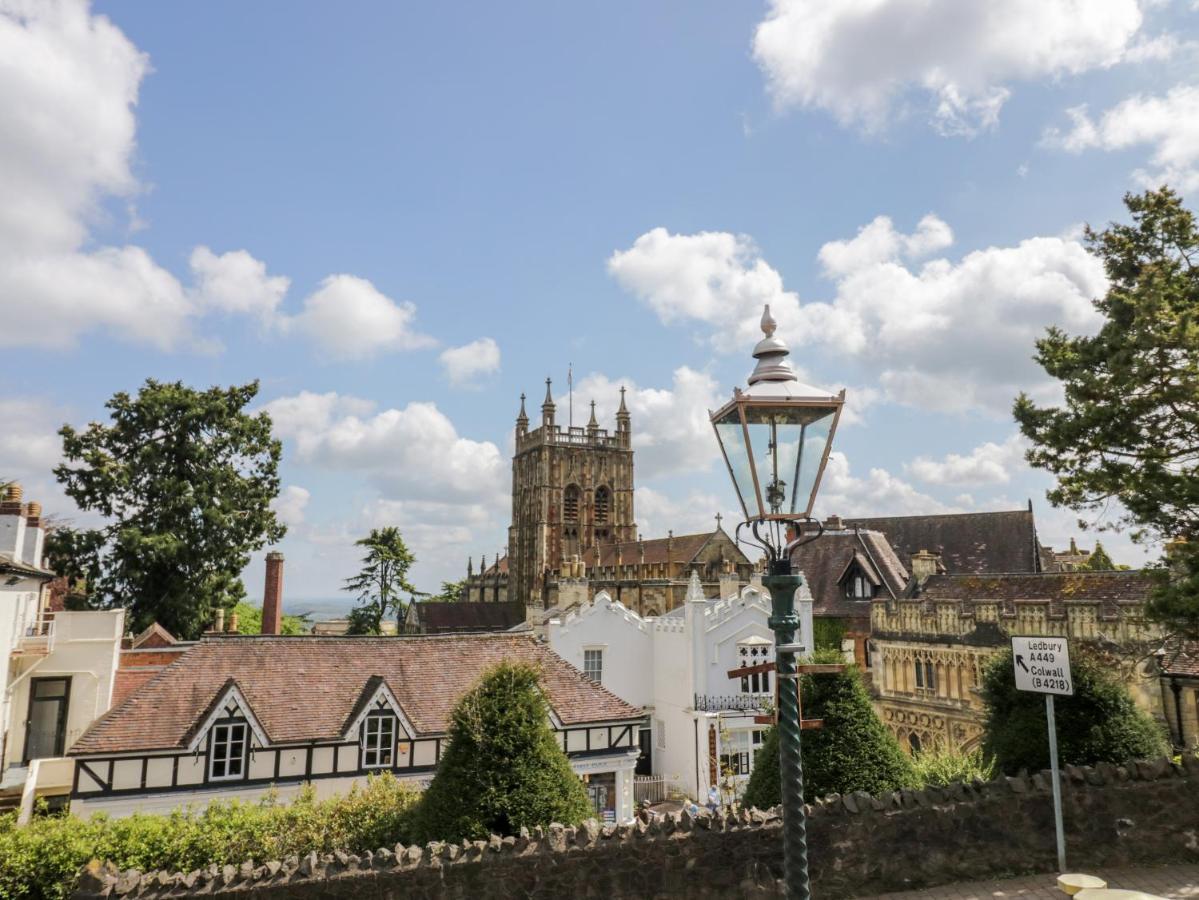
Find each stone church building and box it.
[462,380,753,616]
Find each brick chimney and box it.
[262,551,284,635]
[824,514,843,531]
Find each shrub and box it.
[0,773,419,900]
[412,661,592,843]
[741,662,912,808]
[981,649,1168,774]
[908,747,995,788]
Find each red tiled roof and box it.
[111,669,162,708]
[72,633,642,755]
[481,556,509,576]
[1161,639,1199,678]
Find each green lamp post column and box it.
[710,305,843,900]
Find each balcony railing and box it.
[13,619,54,656]
[693,693,771,714]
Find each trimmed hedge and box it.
[981,649,1168,774]
[0,774,419,900]
[412,661,592,843]
[742,662,912,808]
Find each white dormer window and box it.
[361,710,396,768]
[209,720,248,781]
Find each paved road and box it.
[855,865,1199,899]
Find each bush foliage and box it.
[981,649,1167,774]
[0,774,419,900]
[412,661,592,843]
[909,747,995,788]
[742,663,912,808]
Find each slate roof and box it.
[843,510,1041,574]
[71,633,642,755]
[410,600,526,633]
[790,529,909,619]
[913,571,1154,616]
[0,552,54,580]
[583,528,746,568]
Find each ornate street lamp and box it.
[710,305,843,900]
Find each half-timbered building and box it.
[68,633,646,821]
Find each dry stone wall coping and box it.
[73,753,1199,899]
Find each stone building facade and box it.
[462,382,753,617]
[869,570,1163,754]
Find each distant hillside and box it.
[282,597,357,622]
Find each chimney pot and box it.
[262,551,284,635]
[213,608,225,633]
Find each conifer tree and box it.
[343,527,418,634]
[981,649,1166,774]
[742,665,911,808]
[413,661,592,842]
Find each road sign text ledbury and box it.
[1011,636,1074,696]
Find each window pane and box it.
[34,679,68,699]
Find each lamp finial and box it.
[761,304,776,338]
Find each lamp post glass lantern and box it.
[710,305,843,900]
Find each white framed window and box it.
[583,648,603,683]
[208,720,248,781]
[737,642,772,695]
[361,712,396,768]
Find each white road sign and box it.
[1011,636,1073,696]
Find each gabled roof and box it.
[70,633,642,755]
[790,529,908,619]
[1161,638,1199,678]
[583,528,748,569]
[843,509,1041,575]
[411,600,525,633]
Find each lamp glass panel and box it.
[743,404,836,517]
[714,407,756,516]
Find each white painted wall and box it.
[1,575,49,779]
[547,574,815,802]
[4,610,124,799]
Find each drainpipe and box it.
[1172,678,1186,749]
[693,717,700,799]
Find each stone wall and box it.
[74,755,1199,899]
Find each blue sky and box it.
[3,1,1197,606]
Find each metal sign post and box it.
[1011,636,1073,874]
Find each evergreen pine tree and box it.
[413,661,592,842]
[741,665,912,808]
[981,649,1167,774]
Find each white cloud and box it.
[190,246,289,321]
[752,0,1150,135]
[262,391,506,505]
[610,217,1106,417]
[607,228,800,353]
[576,366,723,479]
[439,337,501,387]
[0,0,198,348]
[634,486,736,541]
[284,275,435,360]
[0,398,63,480]
[818,214,953,278]
[1043,85,1199,191]
[271,485,310,527]
[907,434,1029,486]
[816,451,957,518]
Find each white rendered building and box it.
[0,484,125,818]
[546,572,814,802]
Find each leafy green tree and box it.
[426,578,467,603]
[343,527,418,635]
[52,380,285,640]
[42,527,105,609]
[981,649,1167,774]
[1013,188,1199,635]
[742,664,912,808]
[232,601,310,635]
[1081,542,1120,571]
[413,661,592,842]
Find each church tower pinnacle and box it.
[515,392,528,436]
[541,378,555,429]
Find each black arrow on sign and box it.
[1016,655,1030,673]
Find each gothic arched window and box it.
[564,485,580,523]
[594,486,611,525]
[909,733,923,755]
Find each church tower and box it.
[507,380,635,606]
